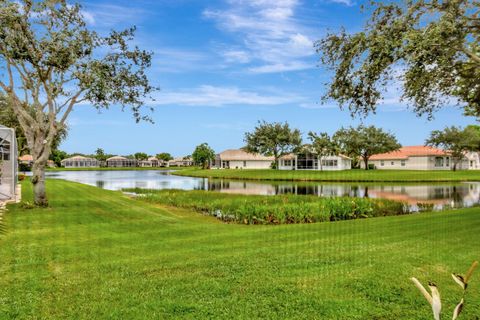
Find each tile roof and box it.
[218,149,274,161]
[370,146,449,160]
[19,154,33,161]
[62,155,97,162]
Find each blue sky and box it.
[63,0,477,157]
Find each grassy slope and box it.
[174,168,480,182]
[0,180,479,319]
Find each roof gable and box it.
[218,149,274,161]
[370,146,449,160]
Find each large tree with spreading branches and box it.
[426,126,480,170]
[0,0,156,206]
[317,0,480,119]
[333,125,401,170]
[308,132,338,171]
[192,143,215,169]
[244,121,302,169]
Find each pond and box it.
[45,170,480,211]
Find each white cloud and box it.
[248,61,312,74]
[299,102,337,109]
[152,85,305,107]
[81,10,96,25]
[327,0,355,6]
[204,0,317,73]
[81,3,148,27]
[152,48,212,73]
[222,50,251,64]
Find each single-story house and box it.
[168,157,194,167]
[363,146,475,170]
[212,149,274,169]
[139,157,167,167]
[61,156,99,168]
[464,151,480,170]
[18,154,34,166]
[19,154,55,168]
[278,152,352,171]
[106,156,137,168]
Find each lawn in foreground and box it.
[0,180,479,319]
[174,168,480,182]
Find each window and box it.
[401,160,406,167]
[471,160,474,168]
[446,157,450,167]
[321,160,338,167]
[435,157,444,167]
[391,162,394,166]
[380,161,384,166]
[284,160,292,166]
[243,161,247,167]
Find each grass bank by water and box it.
[126,189,408,224]
[174,168,480,182]
[0,180,479,319]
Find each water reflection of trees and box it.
[202,180,480,209]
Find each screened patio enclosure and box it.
[0,125,17,201]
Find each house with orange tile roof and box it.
[361,146,477,170]
[19,154,55,168]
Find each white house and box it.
[364,146,476,170]
[212,149,274,169]
[168,157,194,167]
[61,155,99,168]
[278,152,352,171]
[106,156,137,168]
[138,157,167,167]
[464,151,480,170]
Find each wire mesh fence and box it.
[0,125,17,202]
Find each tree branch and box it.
[461,47,480,65]
[59,89,85,125]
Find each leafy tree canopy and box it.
[244,121,302,169]
[307,132,338,170]
[0,0,156,205]
[94,148,108,162]
[0,93,67,156]
[192,143,215,169]
[156,152,173,161]
[426,126,480,170]
[317,0,480,119]
[333,125,401,170]
[134,152,148,161]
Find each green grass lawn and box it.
[174,168,480,182]
[1,180,479,319]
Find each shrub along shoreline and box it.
[125,189,409,225]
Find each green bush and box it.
[126,189,409,225]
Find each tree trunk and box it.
[363,157,369,170]
[27,130,54,207]
[31,160,48,206]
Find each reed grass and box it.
[126,189,409,224]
